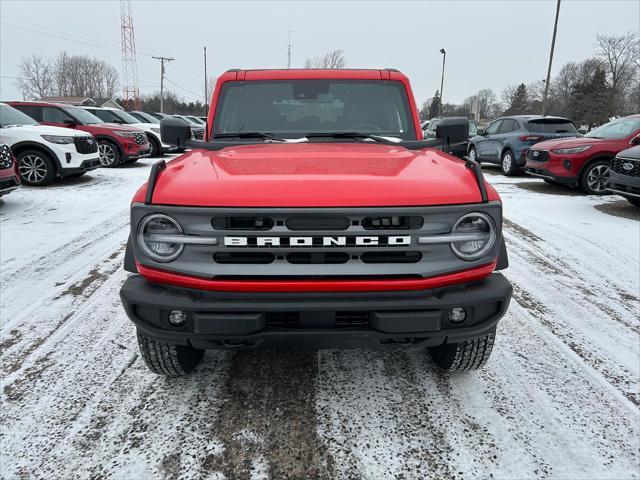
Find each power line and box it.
[164,78,203,99]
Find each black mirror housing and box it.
[160,117,191,148]
[436,117,469,145]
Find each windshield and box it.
[213,79,415,140]
[111,110,141,124]
[585,117,640,139]
[0,104,39,126]
[132,112,159,124]
[527,119,577,134]
[66,106,103,125]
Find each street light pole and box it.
[438,48,446,117]
[541,0,561,116]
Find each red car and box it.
[120,68,512,376]
[8,101,150,167]
[0,143,20,197]
[525,114,640,194]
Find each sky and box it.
[1,0,638,107]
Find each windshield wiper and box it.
[305,132,391,142]
[213,132,282,141]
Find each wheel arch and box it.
[94,135,124,157]
[10,141,62,170]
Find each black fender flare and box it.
[9,141,62,170]
[124,235,138,273]
[495,236,509,270]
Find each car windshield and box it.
[527,119,577,134]
[213,79,415,140]
[585,117,640,139]
[0,104,39,126]
[66,106,103,125]
[134,112,159,124]
[111,110,141,124]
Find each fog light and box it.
[563,159,572,171]
[168,310,187,326]
[448,307,467,323]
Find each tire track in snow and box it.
[502,218,640,407]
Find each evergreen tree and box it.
[506,83,529,115]
[428,90,441,118]
[568,67,611,124]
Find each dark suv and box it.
[468,115,578,175]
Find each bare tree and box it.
[500,84,517,110]
[596,32,639,99]
[17,55,54,99]
[304,49,346,69]
[50,52,118,98]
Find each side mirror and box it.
[160,117,191,148]
[63,118,76,126]
[477,128,485,136]
[436,117,469,146]
[631,135,640,145]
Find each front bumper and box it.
[525,164,577,185]
[0,174,20,196]
[120,272,512,350]
[59,158,101,176]
[607,171,640,198]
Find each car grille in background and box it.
[190,127,205,140]
[527,150,549,162]
[133,132,148,145]
[0,144,13,169]
[611,157,640,177]
[73,136,98,154]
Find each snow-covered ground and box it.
[1,157,638,480]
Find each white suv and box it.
[0,103,100,186]
[82,107,176,157]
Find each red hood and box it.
[533,136,617,150]
[142,143,498,207]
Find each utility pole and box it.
[287,31,293,69]
[203,46,208,116]
[541,0,561,116]
[152,56,174,113]
[438,48,446,117]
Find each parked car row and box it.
[423,113,640,206]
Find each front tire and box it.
[98,140,121,168]
[148,136,162,157]
[467,146,478,162]
[501,149,519,176]
[428,329,496,371]
[137,330,204,376]
[579,160,610,195]
[16,149,56,186]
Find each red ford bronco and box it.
[120,69,512,376]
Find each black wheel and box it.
[467,146,478,162]
[501,149,519,176]
[16,149,56,186]
[579,159,610,195]
[625,196,640,207]
[97,140,121,167]
[148,135,162,157]
[137,330,204,376]
[428,329,496,371]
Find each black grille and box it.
[190,127,205,140]
[527,149,549,162]
[74,136,98,154]
[133,132,148,145]
[611,157,640,177]
[0,177,19,190]
[0,144,13,169]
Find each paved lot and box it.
[1,156,638,479]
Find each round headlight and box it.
[138,214,184,262]
[450,212,496,261]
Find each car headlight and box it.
[41,135,75,144]
[150,127,161,133]
[450,212,496,261]
[138,214,184,262]
[551,145,591,154]
[114,130,137,138]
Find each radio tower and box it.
[120,0,141,110]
